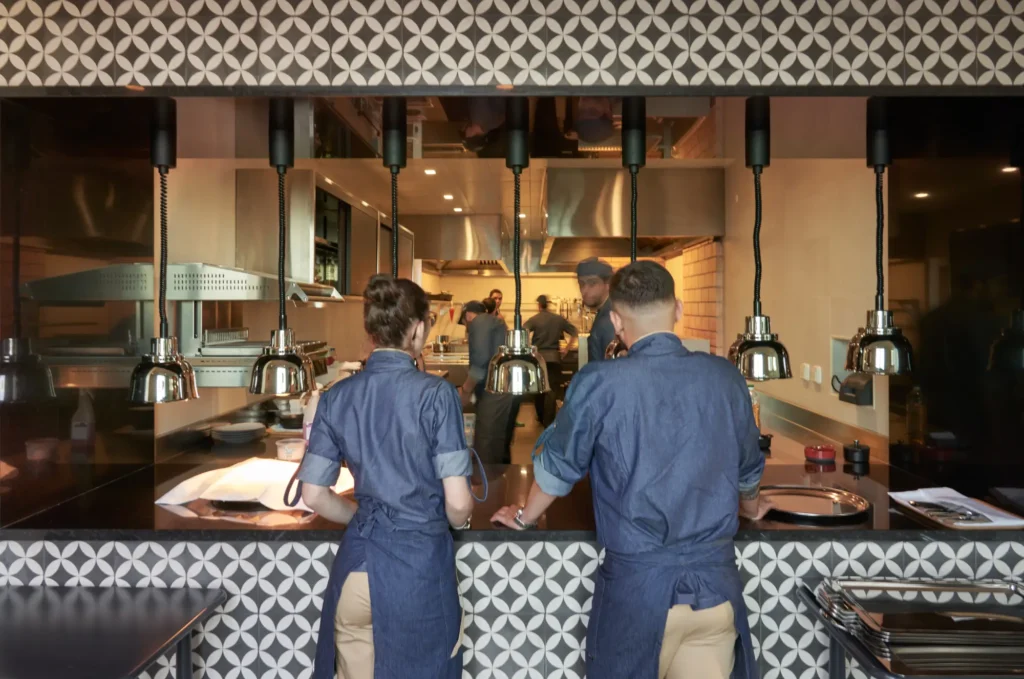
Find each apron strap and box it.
[283,469,303,508]
[468,447,488,502]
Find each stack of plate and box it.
[211,422,267,445]
[814,578,1024,674]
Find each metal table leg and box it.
[176,634,193,679]
[829,637,846,679]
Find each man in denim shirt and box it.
[493,261,769,679]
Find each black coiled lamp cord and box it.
[752,166,763,316]
[158,167,169,338]
[513,168,522,328]
[874,166,885,311]
[391,168,399,278]
[629,165,639,262]
[277,167,287,331]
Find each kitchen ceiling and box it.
[315,157,547,240]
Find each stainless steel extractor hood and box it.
[542,167,725,264]
[400,214,509,274]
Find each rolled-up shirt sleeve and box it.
[296,393,343,487]
[734,381,765,498]
[432,383,472,478]
[533,375,598,497]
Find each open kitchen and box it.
[2,88,1023,679]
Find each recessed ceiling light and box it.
[424,169,437,175]
[519,213,526,218]
[361,201,369,207]
[1002,166,1019,173]
[324,177,334,185]
[913,192,930,199]
[453,207,463,212]
[443,194,454,200]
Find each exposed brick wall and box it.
[680,239,725,356]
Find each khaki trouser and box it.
[334,573,464,679]
[657,601,737,679]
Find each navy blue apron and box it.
[586,541,755,679]
[312,499,462,679]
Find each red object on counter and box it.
[804,444,836,463]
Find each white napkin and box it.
[156,457,354,513]
[889,487,1024,528]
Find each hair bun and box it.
[364,274,401,307]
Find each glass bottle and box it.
[906,386,926,446]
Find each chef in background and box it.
[577,257,616,363]
[523,294,578,425]
[488,288,504,316]
[459,300,517,464]
[299,275,475,679]
[492,261,768,679]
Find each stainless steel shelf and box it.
[21,262,343,303]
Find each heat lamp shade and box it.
[0,338,56,405]
[129,337,199,404]
[485,329,549,396]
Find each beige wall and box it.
[723,157,889,435]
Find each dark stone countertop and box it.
[3,426,1024,542]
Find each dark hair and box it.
[363,275,430,348]
[489,289,502,297]
[481,297,497,313]
[609,261,675,310]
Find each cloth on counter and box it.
[890,487,1024,528]
[156,457,354,513]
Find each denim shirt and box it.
[587,300,617,363]
[535,332,764,556]
[298,349,472,526]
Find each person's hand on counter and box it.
[492,483,557,530]
[739,494,774,521]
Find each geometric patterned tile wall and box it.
[1,0,1022,92]
[2,538,1024,679]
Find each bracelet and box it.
[454,517,471,530]
[513,507,537,530]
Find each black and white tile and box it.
[0,0,1022,90]
[2,538,1023,678]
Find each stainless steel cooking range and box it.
[20,262,336,390]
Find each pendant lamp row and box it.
[485,98,549,396]
[249,99,315,397]
[602,96,647,361]
[129,98,198,404]
[730,96,792,382]
[382,98,407,278]
[846,97,913,377]
[0,110,55,405]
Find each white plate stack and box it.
[211,422,267,445]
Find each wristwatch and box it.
[454,517,471,530]
[513,507,537,530]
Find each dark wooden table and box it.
[0,586,226,679]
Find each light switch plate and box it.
[801,363,811,381]
[812,365,823,384]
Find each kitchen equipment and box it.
[278,412,303,430]
[844,440,871,464]
[432,335,451,353]
[275,438,305,462]
[211,422,267,445]
[838,372,873,406]
[805,444,836,463]
[759,485,871,524]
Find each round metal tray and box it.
[761,485,872,525]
